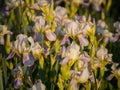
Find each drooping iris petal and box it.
[43,46,50,56]
[30,79,46,90]
[106,74,114,81]
[78,35,89,46]
[45,30,56,41]
[89,74,98,83]
[77,67,89,83]
[60,36,70,45]
[60,57,70,66]
[0,37,4,45]
[33,16,46,32]
[14,78,23,89]
[96,45,108,59]
[69,79,78,90]
[55,6,68,20]
[33,32,38,40]
[31,42,43,58]
[6,52,15,60]
[80,52,91,62]
[23,53,35,67]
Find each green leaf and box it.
[2,58,7,87]
[60,65,71,81]
[0,70,3,90]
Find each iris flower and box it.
[33,16,46,32]
[96,45,112,61]
[54,6,68,24]
[70,67,90,83]
[7,34,43,66]
[60,42,80,65]
[0,25,12,45]
[12,65,23,89]
[64,20,92,46]
[30,79,46,90]
[5,0,24,8]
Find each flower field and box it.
[0,0,120,90]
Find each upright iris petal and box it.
[65,42,80,60]
[33,16,46,32]
[96,45,108,60]
[60,42,80,65]
[78,67,89,83]
[71,67,90,83]
[65,20,80,37]
[54,6,68,24]
[0,25,12,45]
